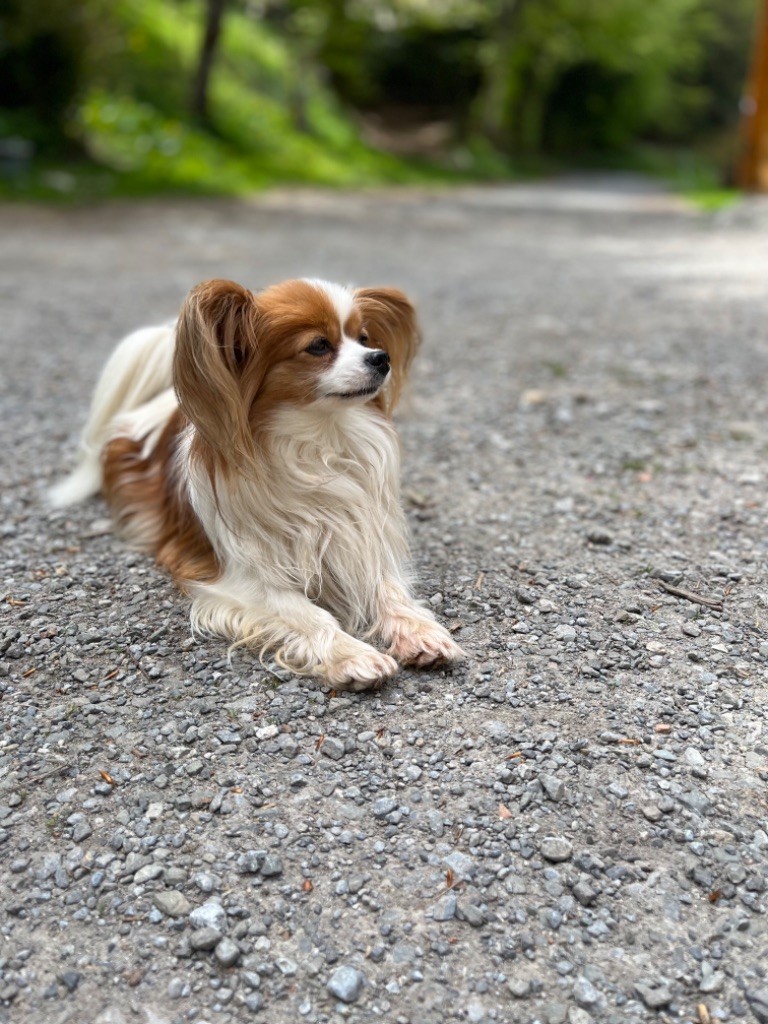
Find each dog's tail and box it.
[49,323,176,507]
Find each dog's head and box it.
[174,278,420,469]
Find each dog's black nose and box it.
[365,349,390,374]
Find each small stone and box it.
[572,881,597,907]
[261,853,283,877]
[372,797,398,818]
[255,724,279,740]
[134,863,164,884]
[587,528,612,545]
[641,804,662,822]
[568,1010,593,1024]
[573,977,599,1008]
[443,851,475,879]
[59,971,81,993]
[327,965,365,1004]
[153,891,191,918]
[72,819,92,843]
[321,737,345,760]
[699,970,725,994]
[685,747,707,771]
[508,979,530,998]
[635,983,673,1009]
[167,978,185,999]
[746,988,768,1023]
[554,625,577,642]
[432,892,457,921]
[190,927,221,951]
[540,774,566,802]
[237,850,266,874]
[214,937,240,967]
[540,837,573,863]
[189,900,227,932]
[455,901,485,927]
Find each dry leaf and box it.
[22,667,36,678]
[302,879,313,893]
[618,738,640,746]
[698,1003,711,1024]
[99,770,116,787]
[707,890,723,904]
[314,734,325,751]
[445,868,456,889]
[498,803,513,819]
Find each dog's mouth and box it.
[329,384,380,399]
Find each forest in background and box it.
[0,0,760,200]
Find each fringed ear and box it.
[174,279,263,472]
[355,287,421,414]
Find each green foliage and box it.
[0,0,760,197]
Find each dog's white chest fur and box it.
[186,404,409,630]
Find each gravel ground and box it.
[1,176,767,1024]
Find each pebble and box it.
[214,938,240,967]
[540,837,573,863]
[327,965,365,1004]
[153,891,191,918]
[190,927,222,951]
[372,797,398,818]
[321,737,346,760]
[59,971,81,993]
[572,977,599,1008]
[189,901,227,932]
[635,983,673,1009]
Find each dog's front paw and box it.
[324,645,399,692]
[388,620,466,669]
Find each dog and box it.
[50,278,465,689]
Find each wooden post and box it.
[739,0,768,190]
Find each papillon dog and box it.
[50,278,465,689]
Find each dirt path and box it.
[1,178,767,1024]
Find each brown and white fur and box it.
[50,278,464,690]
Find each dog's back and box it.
[49,323,176,507]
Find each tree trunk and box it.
[471,0,527,150]
[191,0,228,123]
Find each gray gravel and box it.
[1,176,767,1024]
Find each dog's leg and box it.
[372,578,466,669]
[189,577,398,690]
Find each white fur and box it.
[49,282,464,688]
[49,324,175,507]
[318,337,381,398]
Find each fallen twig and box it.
[657,580,723,611]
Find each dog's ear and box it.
[355,287,421,414]
[174,279,265,471]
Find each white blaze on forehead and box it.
[303,278,356,329]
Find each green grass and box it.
[0,0,464,201]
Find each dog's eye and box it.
[359,331,370,346]
[306,337,332,356]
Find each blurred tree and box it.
[0,0,90,154]
[191,0,229,121]
[469,0,711,155]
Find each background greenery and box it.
[0,0,760,199]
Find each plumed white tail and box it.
[49,323,176,507]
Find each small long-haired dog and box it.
[51,278,464,689]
